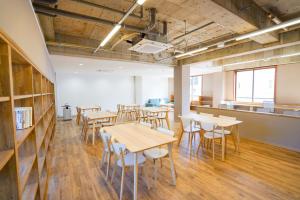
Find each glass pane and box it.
[253,68,275,103]
[236,70,253,102]
[190,76,202,101]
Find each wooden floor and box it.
[47,119,300,200]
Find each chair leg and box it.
[177,130,184,146]
[101,151,106,167]
[120,167,125,200]
[212,139,215,160]
[111,162,118,183]
[154,159,158,187]
[106,152,111,180]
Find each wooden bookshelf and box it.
[0,32,56,200]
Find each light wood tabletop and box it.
[104,123,177,200]
[181,113,243,161]
[87,112,117,145]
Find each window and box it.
[235,67,276,102]
[190,76,202,101]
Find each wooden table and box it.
[141,107,172,129]
[86,111,117,145]
[104,123,177,200]
[182,113,242,161]
[76,106,101,125]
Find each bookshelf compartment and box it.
[36,119,45,152]
[37,141,46,175]
[34,96,43,124]
[33,69,42,95]
[0,40,11,97]
[0,154,18,200]
[18,131,37,191]
[41,76,47,94]
[0,101,15,151]
[22,159,39,200]
[12,50,33,95]
[39,160,48,200]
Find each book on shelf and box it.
[15,107,33,130]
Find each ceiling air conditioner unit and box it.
[129,38,173,54]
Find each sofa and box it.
[145,98,173,107]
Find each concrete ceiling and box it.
[34,0,300,67]
[51,54,173,76]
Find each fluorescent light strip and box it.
[222,52,300,67]
[175,47,208,58]
[94,0,146,52]
[100,24,121,47]
[236,17,300,41]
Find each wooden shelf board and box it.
[14,94,33,100]
[22,182,38,200]
[0,149,14,171]
[19,154,36,191]
[39,172,48,200]
[38,154,46,175]
[0,96,10,102]
[33,94,42,97]
[16,126,35,148]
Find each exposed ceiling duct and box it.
[33,3,159,36]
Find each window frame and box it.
[234,66,277,103]
[190,75,203,102]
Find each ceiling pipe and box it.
[69,0,143,19]
[33,3,159,36]
[175,17,300,59]
[170,22,214,42]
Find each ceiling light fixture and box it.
[175,47,208,58]
[79,63,83,66]
[236,17,300,41]
[137,0,146,5]
[94,0,146,52]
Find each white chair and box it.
[100,130,113,180]
[177,116,200,147]
[111,142,149,200]
[144,127,175,185]
[200,122,221,160]
[214,115,237,151]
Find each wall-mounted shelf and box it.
[0,31,56,200]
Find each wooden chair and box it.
[198,122,221,160]
[155,111,170,129]
[76,107,81,125]
[101,115,118,127]
[111,142,149,200]
[139,121,152,128]
[136,109,147,122]
[100,130,114,180]
[143,127,175,186]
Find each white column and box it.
[174,62,190,121]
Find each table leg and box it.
[236,125,240,153]
[222,127,225,161]
[133,153,138,200]
[92,120,95,145]
[189,120,193,158]
[168,143,177,185]
[166,111,170,130]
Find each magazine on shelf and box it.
[15,107,32,130]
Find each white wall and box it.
[135,76,169,105]
[56,73,134,116]
[0,0,54,81]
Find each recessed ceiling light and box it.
[79,63,83,66]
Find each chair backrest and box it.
[178,115,191,129]
[200,122,216,132]
[140,121,152,128]
[157,127,175,137]
[199,112,213,117]
[219,115,236,121]
[100,130,112,152]
[111,142,127,167]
